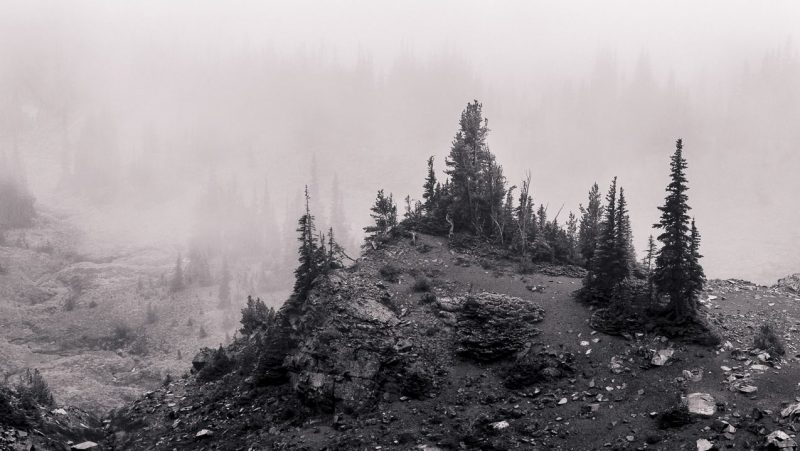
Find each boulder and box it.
[71,442,99,450]
[651,348,674,366]
[696,438,715,451]
[781,403,800,418]
[776,274,800,293]
[685,393,716,417]
[455,292,544,362]
[766,430,797,450]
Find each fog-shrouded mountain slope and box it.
[3,231,792,450]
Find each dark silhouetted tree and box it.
[364,189,397,246]
[652,139,700,321]
[578,183,602,266]
[422,156,437,213]
[169,254,185,293]
[294,186,322,299]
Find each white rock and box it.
[52,408,68,415]
[685,393,716,417]
[71,442,99,450]
[196,429,214,438]
[490,420,510,430]
[696,438,714,451]
[558,397,567,405]
[766,430,797,449]
[651,349,674,366]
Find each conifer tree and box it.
[363,189,397,245]
[294,186,321,299]
[643,235,656,272]
[686,219,706,305]
[587,177,623,300]
[578,183,602,266]
[652,139,700,321]
[422,156,437,213]
[169,254,185,293]
[566,212,579,261]
[615,187,636,273]
[218,258,231,308]
[514,174,534,254]
[444,100,491,233]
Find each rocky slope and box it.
[6,230,800,450]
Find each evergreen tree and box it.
[514,174,534,254]
[422,156,437,213]
[587,177,624,301]
[444,100,492,234]
[363,189,397,245]
[294,186,322,299]
[686,219,706,306]
[218,258,231,308]
[169,254,185,293]
[643,235,657,272]
[578,183,602,266]
[615,187,636,273]
[652,139,698,321]
[566,212,579,261]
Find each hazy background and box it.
[2,0,799,284]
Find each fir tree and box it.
[643,235,657,272]
[578,183,602,266]
[218,258,231,308]
[652,139,698,321]
[363,189,397,246]
[587,177,623,301]
[294,186,322,299]
[422,156,437,213]
[686,219,706,306]
[615,187,636,274]
[169,254,185,293]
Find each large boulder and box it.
[776,274,800,293]
[684,393,716,417]
[766,430,797,450]
[455,292,544,362]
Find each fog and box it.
[2,0,799,285]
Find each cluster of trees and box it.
[363,101,706,323]
[367,101,583,265]
[292,186,347,301]
[581,139,706,322]
[0,150,35,230]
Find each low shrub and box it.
[197,346,234,382]
[754,323,785,356]
[379,264,402,283]
[419,292,437,305]
[412,276,432,292]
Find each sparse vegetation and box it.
[412,275,431,292]
[15,368,54,407]
[379,263,402,283]
[754,323,785,356]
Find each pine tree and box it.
[514,174,534,254]
[294,186,321,299]
[363,189,397,246]
[566,212,579,262]
[578,183,602,266]
[587,177,621,301]
[169,254,185,293]
[652,139,697,321]
[615,187,636,274]
[643,235,656,272]
[444,100,491,234]
[686,219,706,306]
[422,156,437,213]
[218,258,231,308]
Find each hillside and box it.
[0,207,261,415]
[80,232,800,450]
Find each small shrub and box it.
[129,333,149,356]
[412,276,432,292]
[112,323,134,345]
[419,292,437,305]
[754,323,785,356]
[379,264,402,283]
[15,368,54,407]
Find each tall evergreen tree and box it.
[652,139,698,321]
[294,186,322,299]
[169,254,185,293]
[587,177,624,301]
[363,189,397,245]
[615,187,636,273]
[218,258,231,308]
[643,235,657,272]
[578,183,603,266]
[444,100,492,234]
[422,156,437,213]
[686,219,706,306]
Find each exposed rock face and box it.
[284,273,436,414]
[776,274,800,293]
[455,292,544,362]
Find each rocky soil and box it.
[61,232,800,451]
